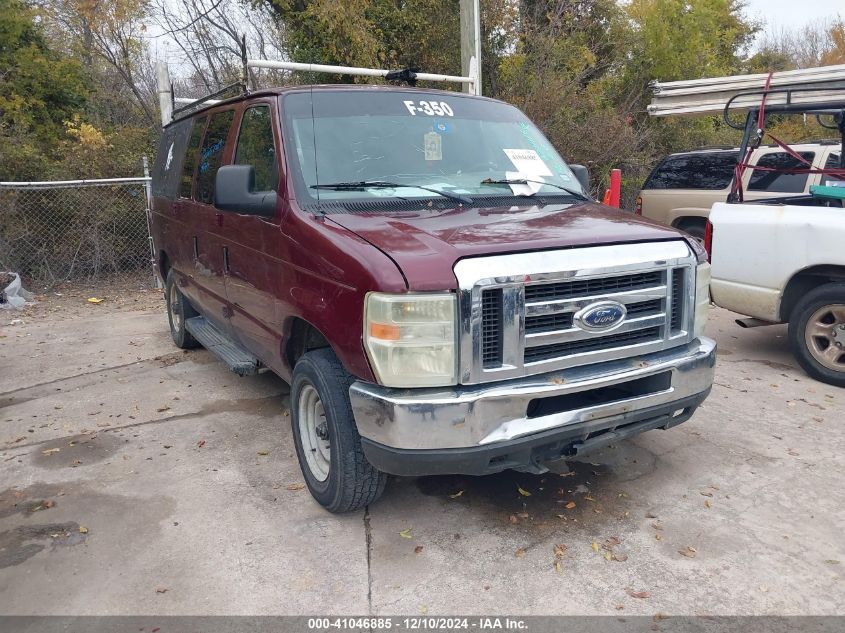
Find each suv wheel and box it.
[680,223,705,244]
[290,348,387,512]
[165,269,199,349]
[788,283,845,387]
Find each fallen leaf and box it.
[414,545,424,554]
[554,560,562,573]
[517,512,529,518]
[584,495,596,502]
[653,613,668,621]
[553,544,567,558]
[155,587,168,594]
[612,553,629,562]
[257,450,269,456]
[43,500,55,508]
[651,522,663,531]
[565,501,576,509]
[515,547,526,557]
[700,491,713,497]
[655,534,662,541]
[759,585,769,593]
[645,511,658,519]
[399,528,413,539]
[79,526,89,534]
[517,486,532,497]
[603,537,621,550]
[559,471,575,477]
[508,514,519,524]
[679,546,697,558]
[449,490,464,499]
[824,559,840,565]
[41,448,60,455]
[604,551,612,561]
[285,483,305,491]
[157,405,171,413]
[87,297,104,304]
[626,588,650,599]
[705,499,712,509]
[197,440,206,448]
[591,541,600,553]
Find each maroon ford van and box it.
[150,85,715,512]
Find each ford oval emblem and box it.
[574,301,627,332]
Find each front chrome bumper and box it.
[349,337,715,470]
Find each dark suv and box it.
[150,85,716,512]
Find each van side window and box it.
[748,151,815,193]
[643,152,737,190]
[179,116,207,199]
[235,106,279,192]
[196,110,235,205]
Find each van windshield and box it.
[281,89,585,207]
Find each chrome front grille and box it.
[454,241,697,385]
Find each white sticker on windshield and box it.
[503,149,552,178]
[506,171,544,196]
[424,131,442,161]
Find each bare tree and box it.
[150,0,289,97]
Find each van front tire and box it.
[290,348,387,513]
[789,283,845,388]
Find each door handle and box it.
[192,236,198,259]
[223,246,229,273]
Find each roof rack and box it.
[648,64,845,117]
[158,35,480,126]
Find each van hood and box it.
[327,201,686,291]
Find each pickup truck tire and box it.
[165,269,199,349]
[788,283,845,388]
[290,348,387,512]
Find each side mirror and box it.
[570,164,590,194]
[214,165,276,217]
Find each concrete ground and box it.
[0,291,843,616]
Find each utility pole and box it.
[460,0,481,96]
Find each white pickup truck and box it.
[708,190,845,387]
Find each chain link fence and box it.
[0,174,156,291]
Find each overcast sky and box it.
[744,0,843,34]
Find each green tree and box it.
[626,0,757,82]
[0,0,89,179]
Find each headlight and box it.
[364,292,457,387]
[693,263,711,338]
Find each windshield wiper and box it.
[311,181,473,205]
[480,178,590,201]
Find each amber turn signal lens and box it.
[369,322,401,341]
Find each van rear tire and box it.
[165,269,199,349]
[290,348,387,513]
[788,283,845,388]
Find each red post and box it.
[608,169,622,208]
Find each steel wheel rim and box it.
[168,282,182,332]
[804,304,845,372]
[297,383,331,482]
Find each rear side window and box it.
[196,110,235,205]
[824,153,844,182]
[748,151,815,193]
[180,116,207,199]
[235,106,279,192]
[153,117,192,199]
[644,151,737,190]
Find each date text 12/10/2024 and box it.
[307,618,529,631]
